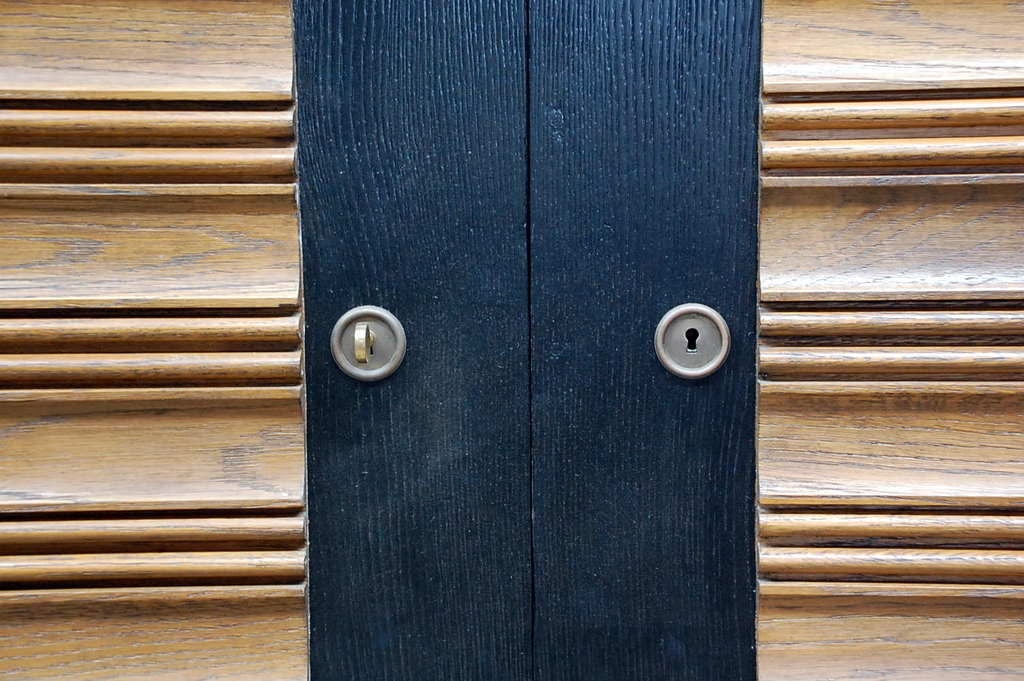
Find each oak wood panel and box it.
[759,582,1024,681]
[0,192,299,310]
[0,0,293,101]
[760,310,1024,340]
[760,184,1024,302]
[761,548,1024,584]
[763,0,1024,94]
[763,172,1024,188]
[763,136,1024,171]
[760,347,1024,380]
[0,387,303,513]
[764,98,1024,131]
[759,382,1024,508]
[0,516,305,554]
[0,315,300,352]
[0,109,294,146]
[762,513,1024,548]
[0,585,307,680]
[0,351,301,387]
[0,550,305,587]
[0,147,294,183]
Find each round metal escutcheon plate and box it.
[331,305,406,382]
[654,303,731,379]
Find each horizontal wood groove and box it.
[760,310,1024,339]
[760,347,1024,380]
[0,147,294,182]
[761,513,1024,548]
[0,550,305,587]
[760,580,1024,600]
[763,97,1024,131]
[0,315,300,352]
[0,516,305,554]
[0,183,296,198]
[0,352,301,387]
[0,109,294,145]
[761,547,1024,584]
[762,172,1024,187]
[763,136,1024,170]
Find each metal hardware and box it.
[331,306,406,381]
[353,322,375,364]
[654,303,730,379]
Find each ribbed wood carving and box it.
[759,1,1024,679]
[0,1,304,679]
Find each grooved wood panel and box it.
[1,191,300,310]
[760,0,1024,675]
[0,0,293,101]
[0,0,305,676]
[763,0,1024,94]
[760,184,1024,302]
[759,583,1024,681]
[0,388,303,514]
[0,586,307,680]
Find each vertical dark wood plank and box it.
[529,2,760,680]
[295,2,530,679]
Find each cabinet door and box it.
[300,1,758,679]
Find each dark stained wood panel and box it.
[296,1,531,679]
[529,1,759,679]
[0,586,307,681]
[0,0,294,101]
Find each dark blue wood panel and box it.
[296,2,531,679]
[529,2,761,679]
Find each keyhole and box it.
[685,327,699,353]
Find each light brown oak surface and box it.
[759,0,1024,677]
[0,0,306,676]
[0,0,293,101]
[0,586,307,680]
[764,0,1024,94]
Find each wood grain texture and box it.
[0,315,300,352]
[764,98,1024,131]
[0,351,301,388]
[0,0,293,101]
[760,310,1024,340]
[1,192,299,310]
[761,548,1024,584]
[0,550,305,587]
[529,2,759,679]
[760,347,1024,380]
[0,516,305,554]
[759,382,1024,508]
[763,0,1024,94]
[297,2,532,679]
[0,109,294,146]
[763,136,1024,171]
[762,513,1024,548]
[0,147,294,183]
[0,387,303,513]
[760,184,1024,302]
[0,585,307,680]
[759,582,1024,681]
